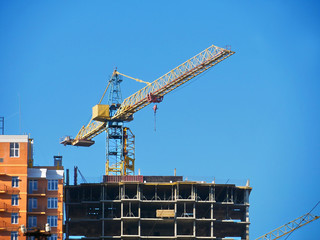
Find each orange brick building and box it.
[0,135,64,240]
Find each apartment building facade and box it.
[0,135,64,240]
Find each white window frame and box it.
[12,195,19,206]
[47,216,58,227]
[11,231,18,240]
[48,179,58,191]
[10,143,19,157]
[12,177,19,188]
[28,216,37,228]
[11,213,18,224]
[48,198,58,209]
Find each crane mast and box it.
[61,44,235,175]
[101,73,135,175]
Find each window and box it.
[11,213,18,224]
[47,216,58,227]
[48,235,57,240]
[28,180,38,193]
[12,177,19,187]
[11,231,18,240]
[48,180,58,191]
[10,143,19,157]
[28,216,37,227]
[12,195,19,206]
[28,198,37,210]
[48,198,58,209]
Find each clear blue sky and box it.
[1,1,319,239]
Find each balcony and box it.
[28,188,46,197]
[28,206,46,215]
[0,203,19,212]
[0,184,6,194]
[0,171,8,176]
[0,221,20,232]
[0,184,20,194]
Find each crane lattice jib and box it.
[112,44,235,120]
[75,121,106,140]
[255,213,320,240]
[73,44,234,141]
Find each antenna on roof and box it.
[18,93,22,134]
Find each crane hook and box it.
[153,105,158,132]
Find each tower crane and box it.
[61,44,235,175]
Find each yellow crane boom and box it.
[62,44,234,146]
[255,213,319,240]
[113,44,234,120]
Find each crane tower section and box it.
[104,73,135,175]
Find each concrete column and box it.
[245,189,249,204]
[138,200,141,237]
[174,199,177,237]
[102,185,105,237]
[212,185,215,202]
[227,187,229,202]
[171,185,174,200]
[231,187,234,202]
[191,184,194,200]
[155,185,157,200]
[121,200,124,236]
[176,184,179,199]
[245,189,250,240]
[121,202,123,218]
[245,205,250,240]
[138,220,141,237]
[138,201,141,217]
[193,202,196,236]
[121,220,124,236]
[211,203,214,237]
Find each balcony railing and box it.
[28,187,46,196]
[0,221,20,231]
[0,184,20,194]
[27,206,47,214]
[0,202,19,212]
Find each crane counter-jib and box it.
[112,45,234,121]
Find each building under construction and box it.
[64,175,251,240]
